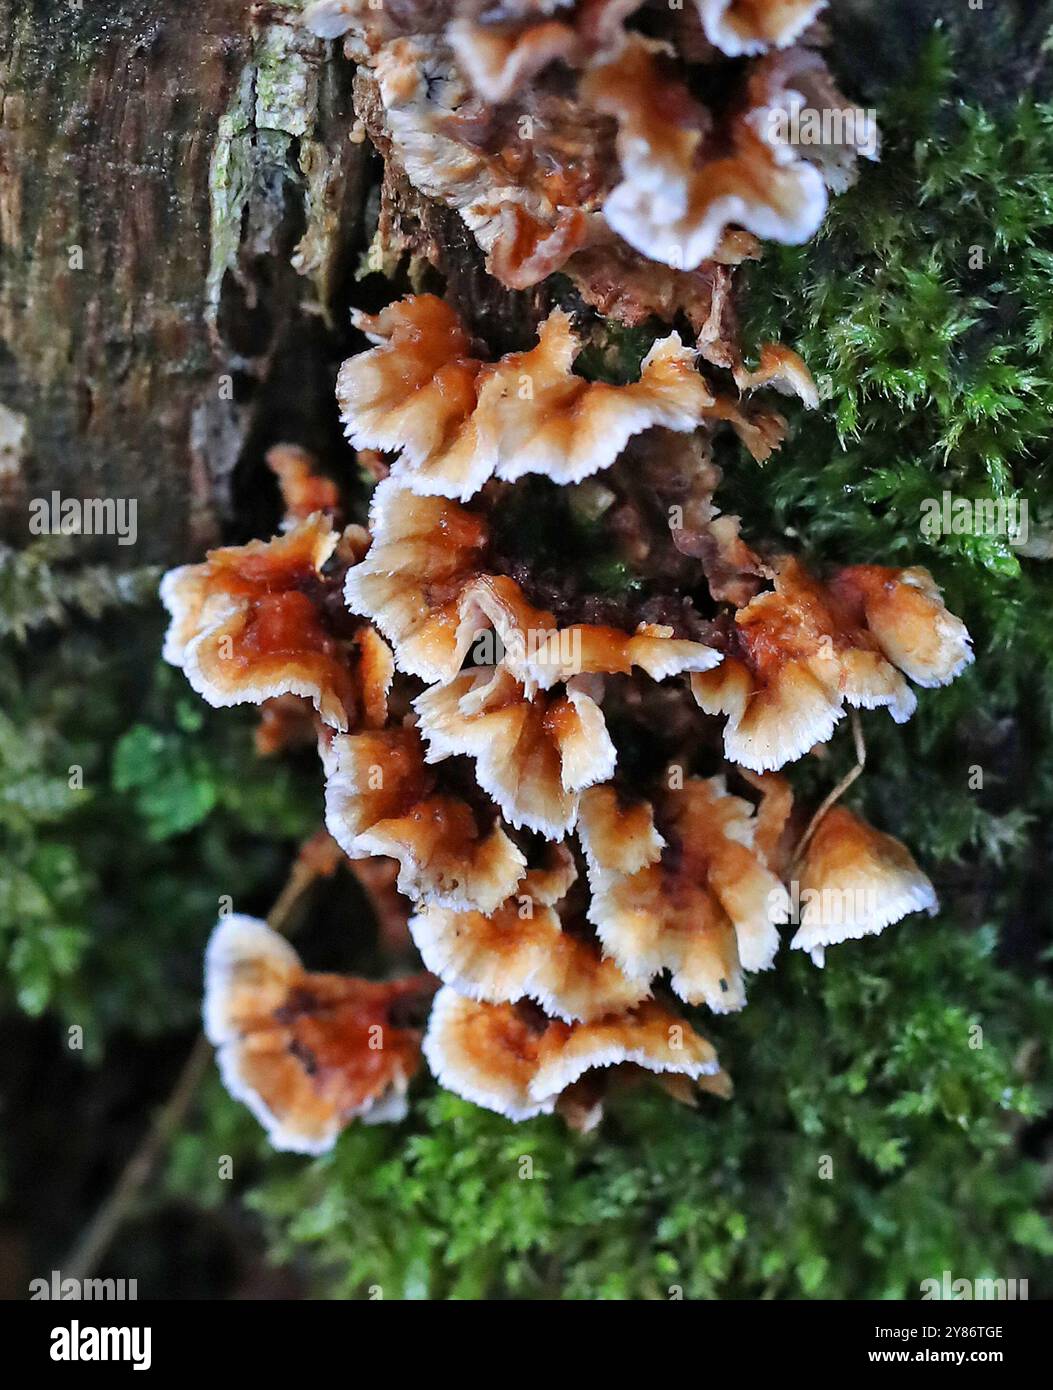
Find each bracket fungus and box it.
[337,295,714,499]
[446,13,584,105]
[583,35,827,270]
[414,666,619,837]
[409,849,651,1023]
[204,915,433,1153]
[160,4,977,1146]
[343,483,493,685]
[366,34,604,290]
[691,558,973,772]
[317,2,875,299]
[577,776,791,1011]
[696,0,827,57]
[789,807,939,967]
[423,987,721,1124]
[323,726,528,912]
[161,515,393,734]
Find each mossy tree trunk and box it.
[0,0,1049,565]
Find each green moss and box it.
[729,39,1053,876]
[0,547,319,1041]
[738,43,1053,594]
[243,925,1050,1300]
[0,536,158,641]
[572,317,660,384]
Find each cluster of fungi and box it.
[165,0,973,1152]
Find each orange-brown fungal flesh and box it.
[204,914,433,1152]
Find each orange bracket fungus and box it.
[161,4,975,1144]
[204,914,434,1153]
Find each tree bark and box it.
[0,0,367,564]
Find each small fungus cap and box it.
[422,987,720,1121]
[204,914,429,1153]
[789,807,938,966]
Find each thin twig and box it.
[791,711,867,869]
[64,1035,213,1283]
[63,847,324,1282]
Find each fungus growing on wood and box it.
[828,564,974,689]
[163,4,977,1148]
[303,0,372,43]
[343,481,492,684]
[563,243,751,333]
[691,557,971,772]
[366,35,604,289]
[321,0,870,303]
[266,443,341,523]
[447,13,583,103]
[422,987,721,1122]
[414,666,617,837]
[578,775,790,1009]
[345,477,721,692]
[789,807,938,967]
[630,428,773,605]
[409,850,650,1022]
[582,35,829,270]
[337,295,714,499]
[411,599,719,835]
[161,516,393,733]
[445,0,647,100]
[696,0,827,57]
[323,726,528,912]
[456,575,722,691]
[726,342,820,408]
[204,914,433,1153]
[747,44,880,194]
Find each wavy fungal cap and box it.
[692,558,972,771]
[789,808,938,967]
[697,0,827,58]
[346,483,721,691]
[204,914,428,1153]
[578,777,789,1011]
[323,727,527,913]
[830,565,975,689]
[409,892,649,1024]
[369,33,602,290]
[160,515,392,734]
[170,13,974,1139]
[457,575,721,694]
[409,843,648,1021]
[303,0,368,41]
[329,3,873,292]
[337,295,714,500]
[344,481,491,684]
[423,987,720,1121]
[583,35,828,271]
[161,513,336,666]
[447,14,582,103]
[414,667,617,837]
